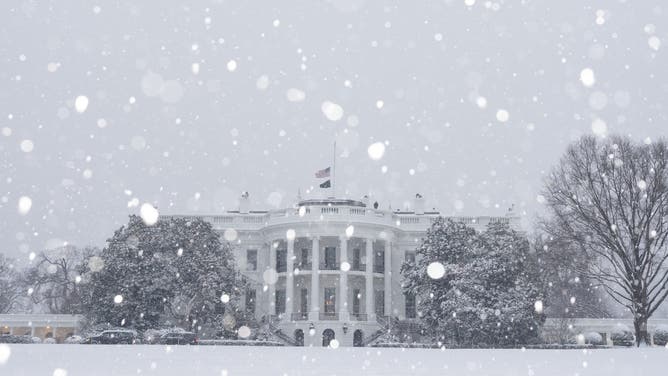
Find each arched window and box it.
[322,329,335,347]
[353,329,363,347]
[294,329,304,346]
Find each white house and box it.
[172,193,520,347]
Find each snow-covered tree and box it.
[542,135,668,346]
[402,219,544,347]
[402,218,479,337]
[23,245,98,314]
[81,215,246,333]
[0,254,23,314]
[532,235,610,319]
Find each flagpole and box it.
[332,141,336,198]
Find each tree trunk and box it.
[634,315,650,347]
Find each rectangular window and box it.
[246,249,258,271]
[324,287,336,313]
[300,288,308,314]
[352,248,361,270]
[405,251,416,264]
[275,289,286,315]
[405,293,416,319]
[324,247,337,270]
[352,288,361,314]
[375,290,385,316]
[374,250,384,273]
[300,248,309,268]
[246,289,256,314]
[276,248,287,273]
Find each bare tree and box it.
[532,234,610,319]
[542,135,668,346]
[24,245,98,314]
[0,254,23,314]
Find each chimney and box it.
[414,193,425,215]
[239,191,250,214]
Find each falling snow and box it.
[367,142,386,160]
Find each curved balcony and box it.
[351,313,368,321]
[276,263,384,276]
[319,262,339,271]
[319,312,339,321]
[290,312,308,321]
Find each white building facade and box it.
[175,194,520,347]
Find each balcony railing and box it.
[296,262,312,270]
[290,312,308,321]
[351,313,368,321]
[319,312,339,321]
[319,262,340,271]
[350,263,366,272]
[373,264,385,273]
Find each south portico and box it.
[263,221,395,347]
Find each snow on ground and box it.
[1,345,667,375]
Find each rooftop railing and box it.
[167,205,519,233]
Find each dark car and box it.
[85,330,139,344]
[157,332,198,345]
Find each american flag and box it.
[315,167,331,178]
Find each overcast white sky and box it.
[1,0,667,261]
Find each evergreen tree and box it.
[81,215,245,333]
[401,218,479,340]
[402,219,545,347]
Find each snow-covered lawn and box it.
[1,344,667,375]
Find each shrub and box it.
[0,335,35,344]
[197,339,283,346]
[652,327,668,346]
[583,332,603,345]
[610,330,634,347]
[64,335,84,344]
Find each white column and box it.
[365,238,375,321]
[384,240,392,317]
[339,235,349,321]
[309,236,320,321]
[269,242,276,316]
[286,237,295,318]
